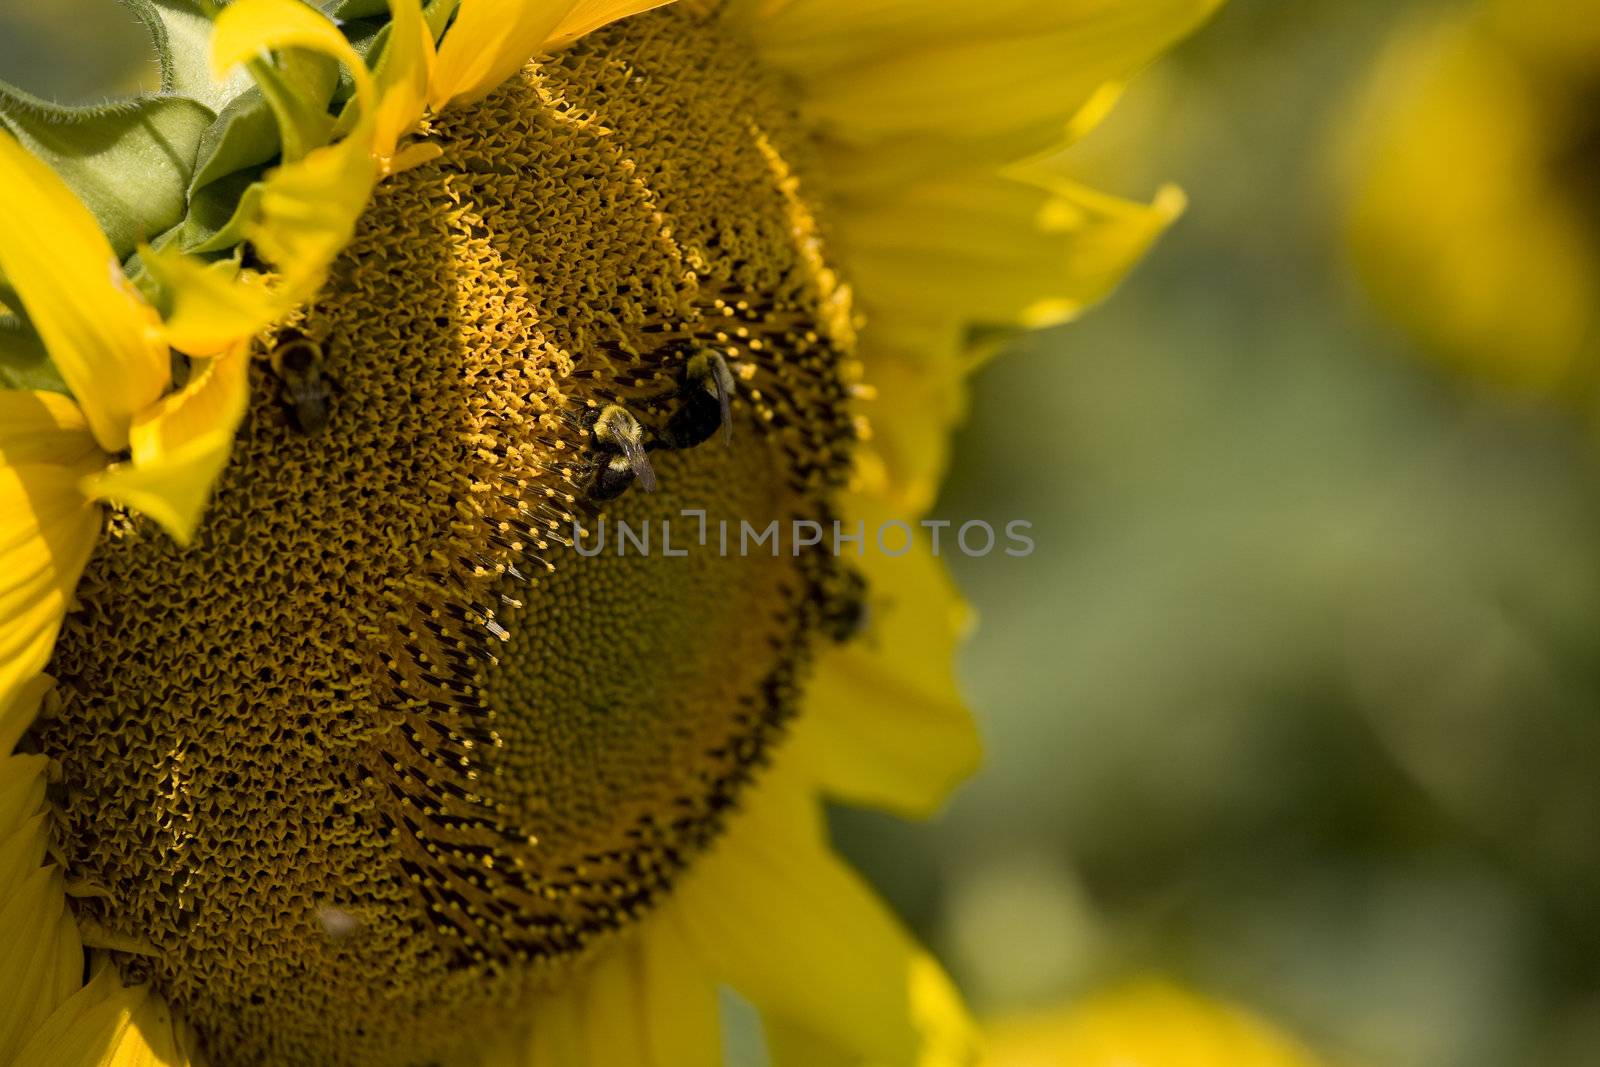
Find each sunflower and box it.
[1344,0,1600,409]
[0,1,1216,1064]
[985,980,1325,1067]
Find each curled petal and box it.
[140,244,285,358]
[0,136,168,453]
[85,342,251,545]
[211,0,374,106]
[211,0,383,303]
[247,138,380,303]
[372,0,438,168]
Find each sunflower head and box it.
[0,1,1220,1064]
[32,12,866,1062]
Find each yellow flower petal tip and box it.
[987,981,1326,1067]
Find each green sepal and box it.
[189,88,282,193]
[0,86,214,261]
[189,50,339,197]
[0,313,69,395]
[247,51,341,163]
[185,171,268,254]
[123,0,253,112]
[334,17,393,108]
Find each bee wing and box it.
[624,440,657,492]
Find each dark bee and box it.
[820,567,870,644]
[588,453,637,502]
[661,349,736,450]
[269,330,337,434]
[584,403,657,501]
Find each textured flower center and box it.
[33,10,856,1066]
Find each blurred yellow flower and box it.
[986,981,1325,1067]
[0,1,1218,1064]
[1344,0,1600,406]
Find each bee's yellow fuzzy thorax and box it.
[34,9,859,1064]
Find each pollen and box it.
[30,9,857,1066]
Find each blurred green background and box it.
[7,1,1600,1064]
[844,2,1600,1065]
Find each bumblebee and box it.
[820,567,870,644]
[661,349,736,450]
[269,330,337,434]
[588,453,637,502]
[584,403,657,501]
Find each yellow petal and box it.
[762,1022,858,1067]
[575,949,651,1067]
[139,244,285,358]
[0,756,50,897]
[0,136,169,453]
[852,347,968,517]
[471,916,720,1067]
[210,0,374,106]
[12,965,199,1067]
[841,173,1185,364]
[0,747,85,1067]
[794,496,981,818]
[545,0,680,50]
[430,0,674,110]
[750,0,1221,158]
[0,393,102,714]
[1,674,55,771]
[0,391,97,467]
[671,763,980,1066]
[837,174,1179,508]
[372,0,437,168]
[634,911,722,1067]
[524,984,585,1066]
[385,140,446,177]
[84,343,251,545]
[0,842,83,1064]
[430,0,575,111]
[248,137,379,304]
